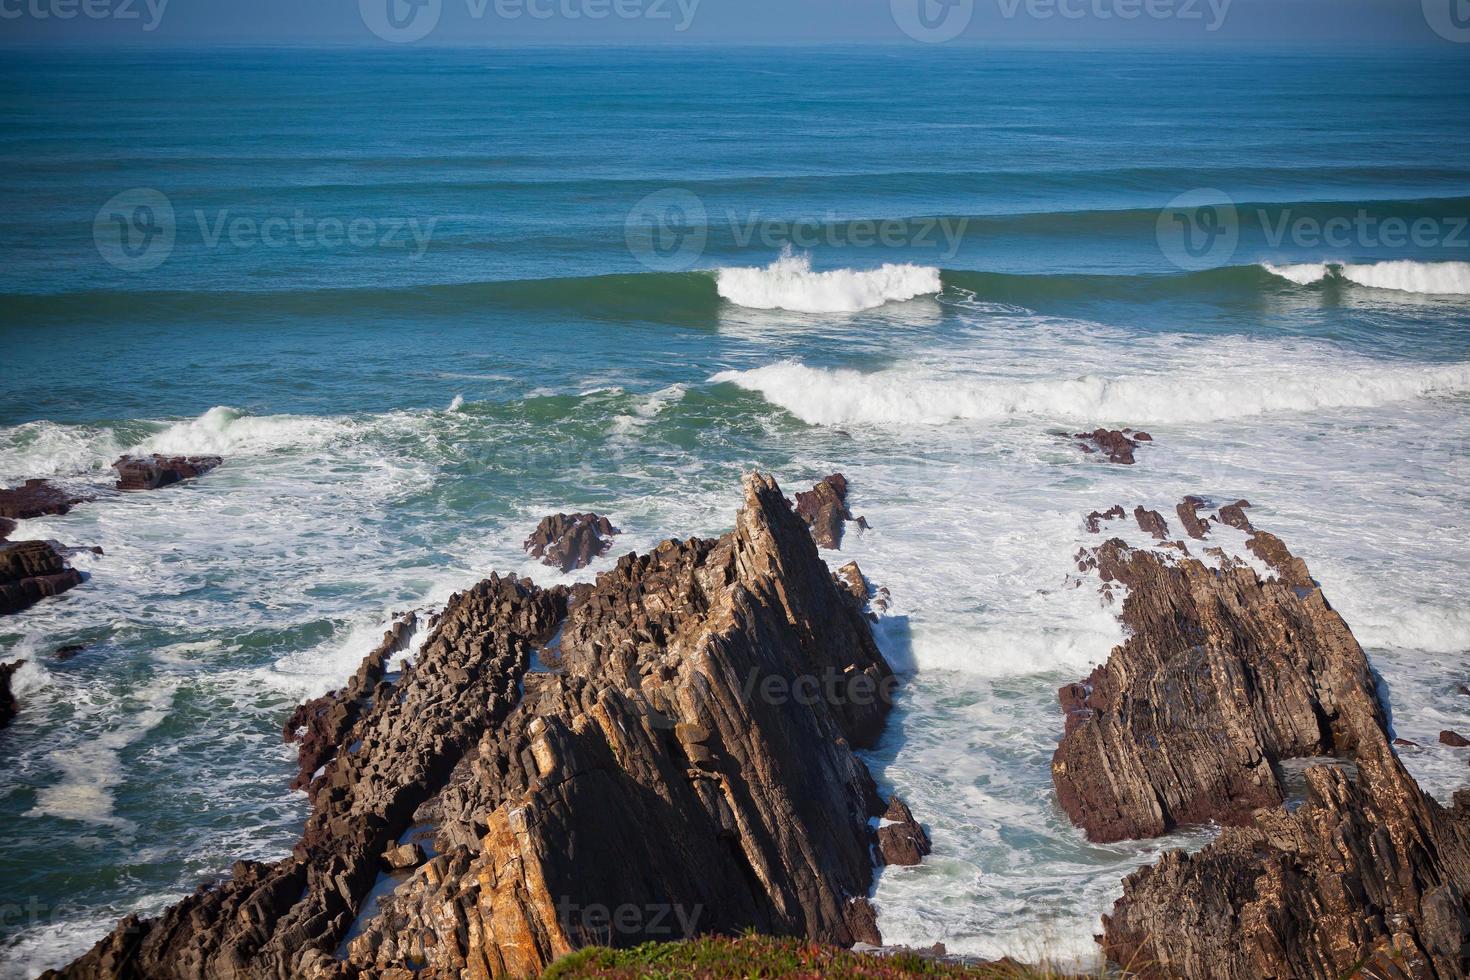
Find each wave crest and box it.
[715,248,941,313]
[1262,260,1470,295]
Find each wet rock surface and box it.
[0,540,84,616]
[0,479,90,520]
[795,473,866,550]
[1055,504,1387,843]
[112,454,223,491]
[1074,428,1152,465]
[0,517,14,541]
[877,797,932,868]
[0,660,20,729]
[524,512,620,573]
[52,473,917,979]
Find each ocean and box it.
[1,45,1468,975]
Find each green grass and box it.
[542,934,1087,979]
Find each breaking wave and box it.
[1262,260,1470,295]
[715,249,941,313]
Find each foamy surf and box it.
[715,248,941,313]
[711,357,1470,427]
[1262,260,1470,295]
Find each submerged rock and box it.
[524,512,619,572]
[112,454,223,491]
[0,660,21,728]
[1054,513,1386,843]
[53,473,918,979]
[795,473,866,550]
[0,479,90,520]
[1074,428,1151,465]
[0,540,84,616]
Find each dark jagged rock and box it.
[1132,506,1170,541]
[524,512,619,573]
[1084,505,1125,533]
[55,644,87,661]
[1217,499,1253,530]
[795,473,866,550]
[1441,730,1469,747]
[1175,497,1210,540]
[1074,428,1149,465]
[112,454,223,492]
[1053,518,1387,844]
[0,479,90,520]
[0,540,84,616]
[0,517,14,541]
[54,474,918,979]
[282,614,419,796]
[0,660,21,728]
[877,797,931,867]
[1101,696,1470,980]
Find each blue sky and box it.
[0,0,1463,45]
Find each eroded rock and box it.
[0,479,89,520]
[1074,429,1151,465]
[53,473,918,979]
[112,454,223,492]
[0,660,21,729]
[0,540,84,616]
[795,473,866,550]
[0,518,15,541]
[524,512,619,573]
[1054,517,1387,843]
[1175,497,1210,540]
[1084,505,1126,534]
[877,797,932,867]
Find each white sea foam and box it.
[715,248,941,313]
[0,421,124,484]
[712,357,1470,427]
[447,394,465,412]
[138,405,354,456]
[1263,260,1470,295]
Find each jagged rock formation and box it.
[52,473,914,979]
[1084,505,1125,533]
[0,479,89,520]
[0,517,15,541]
[1101,689,1470,980]
[0,540,84,616]
[1062,499,1470,979]
[876,797,931,867]
[0,660,21,728]
[1073,428,1152,465]
[795,474,866,550]
[112,454,223,491]
[1056,501,1387,843]
[524,512,619,573]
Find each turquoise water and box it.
[2,46,1469,974]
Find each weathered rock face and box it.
[524,512,619,573]
[0,517,15,541]
[53,473,913,979]
[877,797,932,868]
[0,540,84,616]
[794,474,866,550]
[0,660,21,729]
[1055,502,1387,843]
[0,479,90,520]
[112,454,223,491]
[1074,429,1152,465]
[1101,715,1470,979]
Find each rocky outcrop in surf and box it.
[51,473,913,979]
[112,454,223,491]
[524,512,619,573]
[1073,428,1151,465]
[1062,499,1470,979]
[0,479,90,521]
[0,540,84,617]
[1056,500,1386,843]
[0,660,20,729]
[795,473,866,550]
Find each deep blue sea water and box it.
[1,46,1468,974]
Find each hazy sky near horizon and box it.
[0,0,1464,46]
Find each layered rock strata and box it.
[52,473,914,979]
[0,540,84,616]
[524,512,619,573]
[795,473,866,550]
[0,479,89,520]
